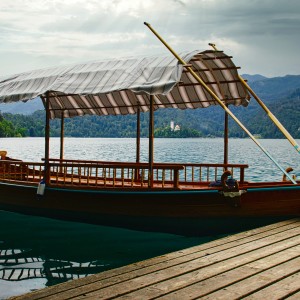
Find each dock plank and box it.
[199,258,300,299]
[10,218,300,300]
[121,244,300,300]
[243,271,300,299]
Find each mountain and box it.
[241,74,268,83]
[0,97,43,115]
[246,75,300,102]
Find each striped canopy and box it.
[0,50,250,119]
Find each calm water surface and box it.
[2,137,300,181]
[0,137,299,299]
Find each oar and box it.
[209,43,300,155]
[144,22,297,184]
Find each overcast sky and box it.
[1,0,300,77]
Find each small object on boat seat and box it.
[0,151,7,160]
[282,167,296,181]
[221,170,239,192]
[220,170,245,207]
[37,179,46,196]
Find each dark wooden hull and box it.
[0,181,299,236]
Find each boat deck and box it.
[11,218,300,300]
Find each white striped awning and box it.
[0,50,250,119]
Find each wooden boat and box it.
[0,25,299,236]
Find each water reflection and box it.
[0,248,104,284]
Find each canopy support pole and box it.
[148,95,154,188]
[44,91,50,185]
[59,111,65,174]
[144,22,297,184]
[209,43,300,155]
[60,111,64,161]
[135,104,141,180]
[224,105,229,166]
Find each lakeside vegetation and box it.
[0,110,204,138]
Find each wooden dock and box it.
[11,218,300,300]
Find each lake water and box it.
[0,137,299,299]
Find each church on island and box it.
[170,120,180,131]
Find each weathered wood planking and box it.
[11,218,300,300]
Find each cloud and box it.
[0,0,300,76]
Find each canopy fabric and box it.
[0,50,250,119]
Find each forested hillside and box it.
[1,74,300,138]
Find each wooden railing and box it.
[176,163,248,184]
[0,160,44,183]
[45,159,248,187]
[46,160,183,189]
[0,158,248,189]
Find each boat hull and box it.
[0,182,299,236]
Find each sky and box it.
[0,0,300,78]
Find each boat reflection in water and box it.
[0,248,105,285]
